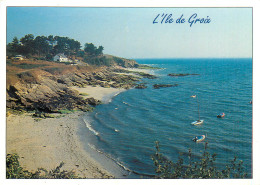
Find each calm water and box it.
[80,58,252,178]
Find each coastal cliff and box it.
[6,56,141,113]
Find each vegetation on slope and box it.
[151,141,248,179]
[6,153,79,179]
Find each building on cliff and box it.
[53,53,71,62]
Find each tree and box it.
[47,35,55,47]
[84,43,96,56]
[7,37,21,55]
[96,46,104,56]
[20,34,35,55]
[34,36,49,57]
[7,34,83,59]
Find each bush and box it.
[6,153,79,179]
[151,141,248,179]
[84,56,112,66]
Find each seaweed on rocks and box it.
[168,73,199,77]
[153,84,178,89]
[135,83,148,89]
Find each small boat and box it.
[191,95,204,125]
[191,120,204,125]
[217,113,225,118]
[192,135,206,142]
[191,95,196,98]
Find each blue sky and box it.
[7,7,252,58]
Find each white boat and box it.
[191,95,204,125]
[191,120,204,125]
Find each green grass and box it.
[59,109,75,114]
[79,92,89,96]
[138,64,161,69]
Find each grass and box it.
[59,109,75,114]
[6,60,47,69]
[79,93,89,96]
[138,64,161,69]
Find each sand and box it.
[6,112,113,178]
[6,85,129,178]
[71,85,126,102]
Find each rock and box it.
[168,73,199,77]
[135,83,148,89]
[153,84,178,89]
[6,64,148,113]
[85,97,101,106]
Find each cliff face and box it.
[6,59,140,113]
[84,54,140,68]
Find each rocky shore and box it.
[6,59,157,114]
[6,58,157,178]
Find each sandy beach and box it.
[71,85,126,102]
[6,112,114,178]
[6,85,127,178]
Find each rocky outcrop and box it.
[135,83,148,89]
[6,68,141,113]
[153,84,178,89]
[168,73,199,77]
[112,69,157,79]
[6,80,93,112]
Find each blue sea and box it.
[78,58,252,178]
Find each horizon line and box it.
[130,57,252,60]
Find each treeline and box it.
[7,34,104,61]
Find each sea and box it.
[78,58,252,178]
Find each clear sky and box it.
[6,7,252,59]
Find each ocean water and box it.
[79,58,252,178]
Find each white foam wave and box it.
[83,118,99,136]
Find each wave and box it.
[102,90,125,104]
[83,117,100,136]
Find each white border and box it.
[0,0,259,185]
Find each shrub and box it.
[79,92,89,96]
[151,141,248,179]
[6,153,79,179]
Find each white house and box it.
[53,53,71,62]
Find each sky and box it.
[6,7,252,59]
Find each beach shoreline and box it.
[6,111,114,178]
[6,85,130,178]
[6,66,155,178]
[71,85,126,103]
